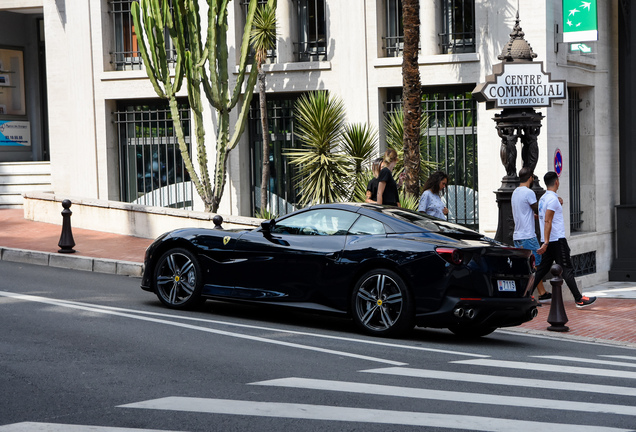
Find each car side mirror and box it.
[261,218,276,233]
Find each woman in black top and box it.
[376,149,400,207]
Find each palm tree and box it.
[385,108,435,186]
[250,1,277,215]
[285,91,351,206]
[401,0,422,199]
[341,123,378,200]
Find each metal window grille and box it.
[568,88,584,231]
[294,0,327,61]
[385,87,479,230]
[114,100,193,210]
[248,95,303,217]
[439,0,475,54]
[240,0,277,63]
[572,251,596,277]
[109,0,177,70]
[383,0,404,57]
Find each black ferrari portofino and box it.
[141,203,538,337]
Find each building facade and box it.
[0,0,629,288]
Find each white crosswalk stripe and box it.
[601,355,636,361]
[453,358,636,379]
[361,366,636,397]
[5,354,636,431]
[120,397,632,432]
[0,424,185,432]
[534,355,636,368]
[249,377,636,416]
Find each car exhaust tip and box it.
[466,308,476,319]
[454,307,465,318]
[530,307,539,319]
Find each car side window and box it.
[271,209,359,236]
[349,215,386,235]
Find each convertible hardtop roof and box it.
[303,202,481,236]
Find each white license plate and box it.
[497,280,517,292]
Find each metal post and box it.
[58,199,76,254]
[547,264,569,332]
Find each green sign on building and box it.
[563,0,598,43]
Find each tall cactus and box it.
[132,0,271,212]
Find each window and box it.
[271,209,358,235]
[109,0,177,71]
[239,0,277,63]
[114,100,193,209]
[568,88,583,231]
[249,95,303,216]
[384,87,479,230]
[384,0,404,57]
[439,0,475,54]
[422,87,478,230]
[295,0,327,61]
[349,216,386,235]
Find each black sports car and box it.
[141,203,538,337]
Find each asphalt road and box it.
[1,261,635,432]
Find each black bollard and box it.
[213,214,224,230]
[546,264,569,332]
[58,199,76,253]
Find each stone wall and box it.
[22,192,262,239]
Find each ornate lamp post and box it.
[473,13,566,245]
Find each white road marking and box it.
[453,359,636,379]
[601,355,636,361]
[0,291,405,366]
[250,377,636,416]
[0,424,183,432]
[119,397,633,432]
[534,355,636,368]
[0,290,491,359]
[361,366,636,397]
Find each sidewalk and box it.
[2,208,636,347]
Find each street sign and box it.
[563,0,598,43]
[554,149,563,176]
[472,62,566,109]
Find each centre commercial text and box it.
[487,74,564,106]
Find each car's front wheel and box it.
[351,269,414,337]
[154,248,204,309]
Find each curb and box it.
[501,326,636,349]
[0,247,143,277]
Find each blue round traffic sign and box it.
[554,149,563,176]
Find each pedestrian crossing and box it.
[2,354,635,432]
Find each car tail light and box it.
[529,253,536,269]
[436,247,463,265]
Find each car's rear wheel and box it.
[448,325,497,338]
[351,269,414,337]
[154,248,204,309]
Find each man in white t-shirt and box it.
[511,167,551,302]
[534,172,596,308]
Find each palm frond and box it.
[286,91,351,206]
[250,3,277,65]
[384,108,437,190]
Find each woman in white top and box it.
[418,171,449,219]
